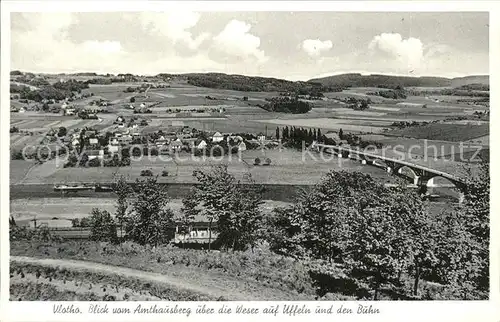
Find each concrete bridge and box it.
[312,142,467,202]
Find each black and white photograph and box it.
[3,3,493,310]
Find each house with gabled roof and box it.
[211,131,224,143]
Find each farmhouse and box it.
[89,138,98,145]
[173,222,219,244]
[212,132,224,143]
[169,139,183,152]
[64,108,75,116]
[156,136,169,147]
[87,149,104,160]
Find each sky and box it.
[10,11,489,81]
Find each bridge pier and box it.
[426,177,435,187]
[413,176,421,186]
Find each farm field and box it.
[384,123,489,142]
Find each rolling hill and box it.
[308,73,489,88]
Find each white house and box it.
[212,132,224,143]
[89,138,98,145]
[87,149,104,160]
[71,138,80,147]
[257,134,266,142]
[19,107,26,113]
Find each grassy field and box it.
[11,148,396,185]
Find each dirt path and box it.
[11,256,301,300]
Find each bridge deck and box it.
[314,143,463,183]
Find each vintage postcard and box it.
[0,1,498,322]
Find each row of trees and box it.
[275,126,383,150]
[276,126,323,147]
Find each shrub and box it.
[140,169,153,177]
[88,208,118,243]
[264,158,272,165]
[254,158,261,166]
[161,170,169,177]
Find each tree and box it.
[455,162,490,296]
[266,171,429,298]
[57,127,67,137]
[126,177,174,246]
[308,128,313,142]
[275,127,280,140]
[179,192,198,248]
[188,165,263,251]
[88,208,117,243]
[339,128,344,140]
[113,176,132,241]
[130,97,136,103]
[317,128,322,141]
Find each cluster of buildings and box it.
[46,115,259,162]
